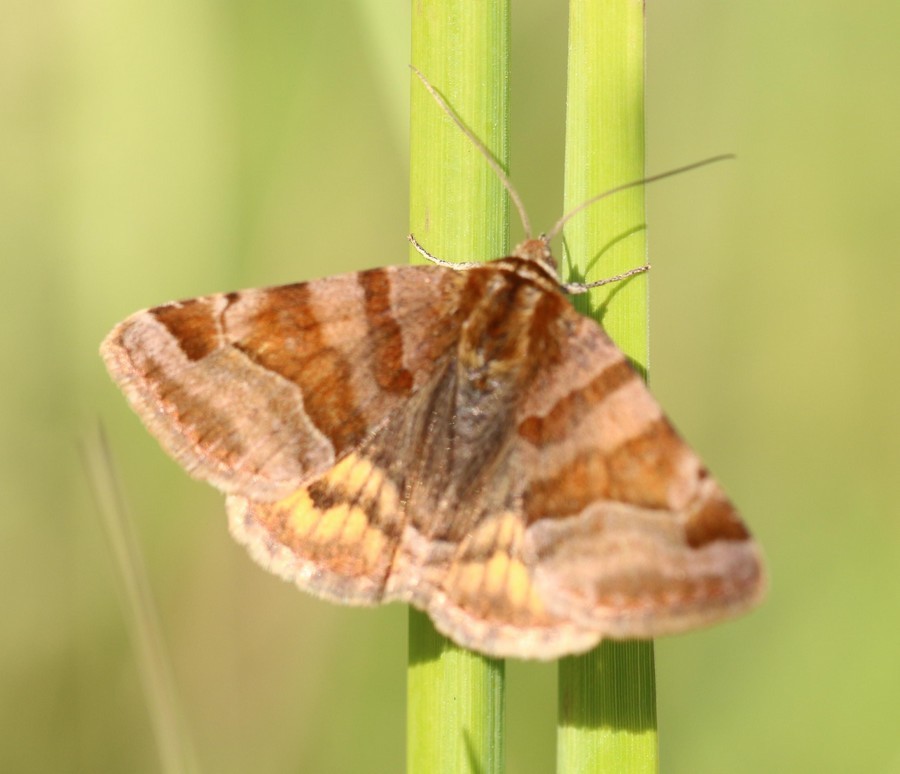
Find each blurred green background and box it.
[4,0,900,771]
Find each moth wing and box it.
[220,352,598,642]
[225,449,407,604]
[223,360,517,606]
[395,507,603,659]
[516,309,765,641]
[381,295,763,658]
[101,265,469,501]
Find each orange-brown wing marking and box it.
[227,450,406,604]
[101,265,469,501]
[516,308,765,640]
[393,509,601,659]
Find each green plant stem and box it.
[557,0,659,772]
[407,2,509,773]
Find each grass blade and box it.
[407,1,510,772]
[557,0,659,771]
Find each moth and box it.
[100,74,764,660]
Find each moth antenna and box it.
[545,154,735,242]
[410,65,532,238]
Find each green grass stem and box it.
[557,0,659,771]
[407,2,509,772]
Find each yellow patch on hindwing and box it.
[275,452,400,569]
[446,512,547,620]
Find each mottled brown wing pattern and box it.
[515,306,764,645]
[102,243,764,660]
[225,351,601,657]
[212,258,603,656]
[101,265,471,501]
[226,450,407,604]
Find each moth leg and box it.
[561,264,651,295]
[407,233,480,270]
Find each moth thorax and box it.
[514,238,557,275]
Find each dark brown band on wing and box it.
[230,283,366,455]
[605,418,685,506]
[684,491,751,547]
[523,419,686,522]
[517,359,637,446]
[359,269,414,394]
[525,290,567,367]
[523,447,610,523]
[151,299,219,361]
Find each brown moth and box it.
[100,76,764,660]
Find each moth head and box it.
[514,236,557,276]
